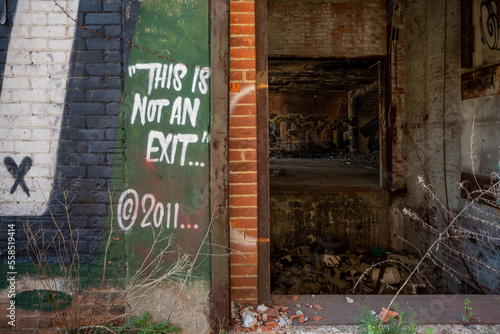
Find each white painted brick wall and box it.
[0,0,79,215]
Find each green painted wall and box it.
[111,0,211,284]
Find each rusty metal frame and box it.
[256,0,271,304]
[210,0,230,328]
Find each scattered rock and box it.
[241,309,258,328]
[346,296,354,304]
[265,307,279,318]
[256,304,268,314]
[277,315,291,327]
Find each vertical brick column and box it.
[229,0,259,305]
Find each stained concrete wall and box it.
[403,0,500,293]
[270,190,391,252]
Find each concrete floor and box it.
[270,294,500,325]
[228,295,500,333]
[269,157,380,191]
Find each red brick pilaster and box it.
[229,0,259,305]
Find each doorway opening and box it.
[267,58,395,296]
[268,59,381,192]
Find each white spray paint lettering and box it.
[117,189,194,231]
[127,62,211,168]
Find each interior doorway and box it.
[256,0,396,299]
[268,59,382,192]
[266,58,390,296]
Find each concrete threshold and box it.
[229,295,500,333]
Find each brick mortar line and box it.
[231,228,258,231]
[229,206,258,209]
[229,146,257,148]
[228,137,257,140]
[228,171,258,174]
[230,35,256,38]
[230,126,257,129]
[229,194,258,197]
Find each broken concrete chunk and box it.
[257,304,268,314]
[241,309,258,328]
[277,315,291,327]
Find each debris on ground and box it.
[230,300,325,332]
[271,243,446,296]
[378,307,398,323]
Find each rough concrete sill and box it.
[229,295,500,333]
[228,324,500,334]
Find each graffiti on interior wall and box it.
[360,117,380,152]
[269,114,355,153]
[4,156,32,197]
[480,0,500,50]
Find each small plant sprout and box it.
[355,304,418,334]
[462,297,473,323]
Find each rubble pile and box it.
[231,301,325,332]
[231,303,292,332]
[271,245,446,295]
